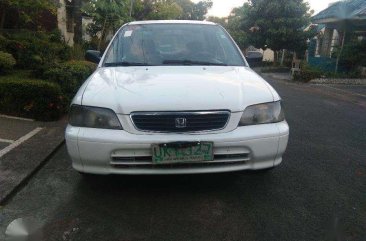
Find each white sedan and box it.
[65,20,289,175]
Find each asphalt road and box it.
[1,79,365,241]
[0,116,41,155]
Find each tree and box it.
[83,0,213,49]
[133,0,211,20]
[237,0,314,61]
[0,0,56,29]
[146,0,183,20]
[132,0,182,20]
[190,0,212,20]
[175,0,194,19]
[339,38,366,72]
[206,16,227,27]
[207,6,249,50]
[73,0,83,45]
[83,0,130,49]
[226,5,251,50]
[132,0,153,20]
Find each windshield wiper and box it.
[104,61,151,67]
[162,60,227,66]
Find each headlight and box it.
[69,105,122,129]
[239,101,285,126]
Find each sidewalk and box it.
[251,67,292,82]
[259,71,366,108]
[260,72,292,82]
[0,115,67,204]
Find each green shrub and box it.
[0,35,7,51]
[0,78,66,121]
[294,65,362,81]
[44,60,96,98]
[339,39,366,71]
[293,65,323,82]
[0,31,72,71]
[70,44,86,60]
[62,60,97,78]
[261,67,290,73]
[0,51,16,74]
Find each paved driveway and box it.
[0,116,47,164]
[0,79,365,241]
[318,84,366,97]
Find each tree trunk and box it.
[335,31,346,74]
[141,0,153,20]
[98,17,107,51]
[129,0,134,17]
[0,5,6,29]
[73,0,83,45]
[280,49,285,66]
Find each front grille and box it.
[131,111,230,132]
[110,153,250,168]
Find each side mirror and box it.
[85,50,101,64]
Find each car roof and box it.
[127,20,217,26]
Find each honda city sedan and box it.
[65,20,289,175]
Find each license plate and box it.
[151,142,214,164]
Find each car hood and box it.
[79,66,278,114]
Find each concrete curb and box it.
[310,78,366,85]
[0,125,65,205]
[259,73,292,82]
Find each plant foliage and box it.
[0,0,56,29]
[0,30,71,71]
[0,77,66,120]
[339,39,366,70]
[44,60,97,99]
[0,51,16,74]
[231,0,315,54]
[83,0,213,49]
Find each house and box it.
[308,0,366,72]
[57,0,92,45]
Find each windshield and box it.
[103,23,246,67]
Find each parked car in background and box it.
[66,20,289,175]
[245,51,264,67]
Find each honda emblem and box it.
[175,118,187,128]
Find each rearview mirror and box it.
[85,50,101,64]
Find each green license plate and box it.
[151,142,214,164]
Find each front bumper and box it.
[65,121,289,175]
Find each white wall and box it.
[262,49,274,62]
[82,17,93,42]
[257,48,275,62]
